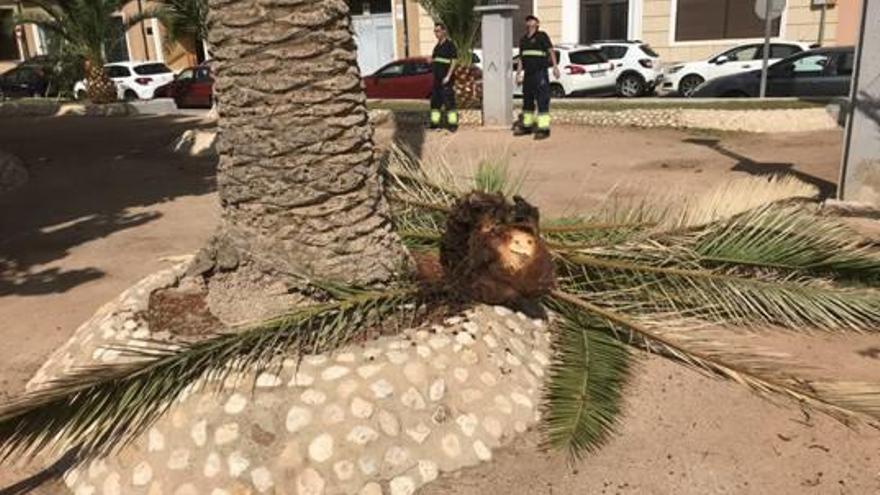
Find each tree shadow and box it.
[0,448,77,495]
[391,110,426,159]
[684,137,837,199]
[0,115,217,296]
[851,90,880,128]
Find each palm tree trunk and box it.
[84,60,117,103]
[206,0,409,286]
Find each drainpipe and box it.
[402,0,410,57]
[136,0,151,60]
[817,2,827,46]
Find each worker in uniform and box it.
[430,22,459,131]
[514,15,560,139]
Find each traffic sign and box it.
[755,0,786,20]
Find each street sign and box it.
[755,0,786,20]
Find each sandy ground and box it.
[1,117,878,493]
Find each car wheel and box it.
[124,90,138,101]
[617,74,645,98]
[679,75,705,97]
[549,84,566,99]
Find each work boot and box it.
[513,124,533,136]
[534,128,550,140]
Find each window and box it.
[407,62,431,75]
[771,44,802,59]
[134,63,171,75]
[176,69,195,81]
[105,66,131,78]
[471,52,481,64]
[376,63,404,77]
[600,45,628,60]
[195,67,211,80]
[569,50,606,65]
[104,16,129,62]
[640,44,659,57]
[720,45,759,62]
[675,0,780,42]
[0,9,19,61]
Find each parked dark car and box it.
[0,61,50,98]
[691,46,854,98]
[155,63,214,108]
[363,57,435,99]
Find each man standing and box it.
[430,22,459,131]
[515,15,560,139]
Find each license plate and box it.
[590,70,606,77]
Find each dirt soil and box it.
[2,117,878,494]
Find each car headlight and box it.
[666,65,684,75]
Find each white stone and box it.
[204,452,222,478]
[462,321,479,333]
[223,393,247,415]
[147,428,165,452]
[363,347,383,360]
[347,425,380,445]
[432,355,450,370]
[483,334,499,349]
[286,406,313,433]
[174,484,198,495]
[511,392,533,409]
[334,460,355,481]
[514,421,528,433]
[337,378,360,398]
[191,419,207,446]
[532,350,550,366]
[403,362,427,385]
[211,490,230,495]
[309,433,334,463]
[456,414,479,437]
[483,416,503,439]
[102,472,120,495]
[453,368,469,383]
[370,379,394,399]
[228,451,250,478]
[336,352,356,363]
[509,337,526,354]
[506,319,524,334]
[416,345,432,358]
[428,335,450,350]
[441,434,461,457]
[528,363,545,378]
[132,462,152,486]
[296,467,325,495]
[474,440,492,461]
[321,365,351,381]
[460,349,479,365]
[428,379,446,402]
[167,448,190,470]
[390,476,416,495]
[506,352,522,367]
[388,340,410,350]
[456,332,476,346]
[256,372,282,388]
[378,409,400,436]
[462,388,484,404]
[494,395,513,415]
[251,466,274,493]
[418,459,439,483]
[401,387,426,410]
[384,445,411,467]
[445,316,464,325]
[322,403,346,424]
[359,482,383,495]
[305,355,327,366]
[289,371,315,387]
[387,351,409,364]
[494,305,513,316]
[351,396,374,419]
[359,457,379,475]
[74,484,96,495]
[405,422,432,444]
[301,388,327,405]
[123,320,138,331]
[214,423,239,445]
[480,372,498,387]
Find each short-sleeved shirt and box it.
[432,39,458,79]
[519,31,553,74]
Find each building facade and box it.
[0,0,198,75]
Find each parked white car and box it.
[513,44,616,98]
[593,41,662,97]
[74,61,175,100]
[661,41,812,96]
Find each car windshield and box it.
[640,44,659,57]
[105,66,131,78]
[177,69,195,81]
[568,50,606,65]
[376,63,404,77]
[135,63,172,75]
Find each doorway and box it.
[580,0,629,43]
[348,0,395,76]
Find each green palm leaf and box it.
[0,287,427,462]
[543,308,633,462]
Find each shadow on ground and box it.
[0,116,217,297]
[685,137,837,199]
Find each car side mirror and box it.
[715,55,730,65]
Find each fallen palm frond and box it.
[0,287,428,462]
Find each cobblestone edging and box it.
[0,100,134,117]
[29,264,553,495]
[0,149,27,196]
[369,107,837,133]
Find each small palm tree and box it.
[419,0,482,107]
[16,0,142,103]
[1,148,880,467]
[145,0,210,63]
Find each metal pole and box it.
[759,0,773,98]
[402,0,410,57]
[817,3,827,46]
